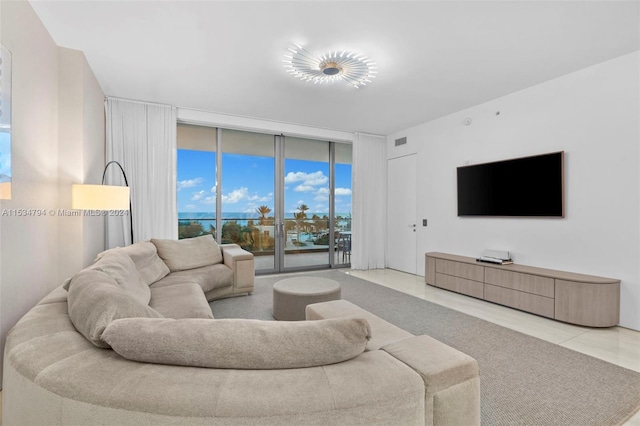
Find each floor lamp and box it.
[72,160,134,245]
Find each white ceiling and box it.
[30,1,639,135]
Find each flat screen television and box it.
[457,151,564,217]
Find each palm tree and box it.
[256,205,272,225]
[297,204,310,238]
[255,206,271,250]
[294,204,310,245]
[298,204,309,219]
[311,214,321,234]
[295,212,309,244]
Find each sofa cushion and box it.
[306,300,414,351]
[151,263,233,294]
[63,250,150,305]
[89,250,151,306]
[102,317,371,369]
[67,269,163,348]
[151,235,223,272]
[149,283,214,319]
[96,241,170,286]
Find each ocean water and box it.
[178,212,350,229]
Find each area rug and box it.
[211,270,640,426]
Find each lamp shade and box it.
[72,184,130,210]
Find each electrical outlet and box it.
[422,219,428,226]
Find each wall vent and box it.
[395,137,407,147]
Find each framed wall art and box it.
[0,43,12,200]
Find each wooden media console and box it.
[425,252,620,327]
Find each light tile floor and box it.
[347,268,640,425]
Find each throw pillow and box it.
[103,317,371,369]
[67,269,163,348]
[89,250,151,306]
[62,277,72,291]
[151,235,223,272]
[95,242,170,286]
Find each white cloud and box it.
[185,204,197,210]
[314,194,329,202]
[191,190,205,201]
[222,186,271,204]
[196,187,271,206]
[294,185,315,193]
[284,172,307,183]
[222,187,249,204]
[315,188,351,200]
[284,171,328,186]
[177,177,204,190]
[247,193,272,202]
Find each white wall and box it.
[0,1,105,386]
[0,1,61,391]
[58,47,106,276]
[388,51,640,331]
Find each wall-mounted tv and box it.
[457,151,564,217]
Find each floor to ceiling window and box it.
[221,129,276,271]
[283,136,330,270]
[176,124,217,239]
[334,143,353,264]
[177,124,352,273]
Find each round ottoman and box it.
[273,277,341,321]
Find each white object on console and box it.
[481,250,511,261]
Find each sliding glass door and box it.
[334,143,353,265]
[283,137,330,270]
[177,124,352,274]
[221,129,276,271]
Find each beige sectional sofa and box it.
[3,235,480,425]
[306,300,481,426]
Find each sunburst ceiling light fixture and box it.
[283,43,377,88]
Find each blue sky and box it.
[0,132,11,180]
[177,150,352,216]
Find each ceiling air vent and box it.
[395,137,407,147]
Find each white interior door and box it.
[387,154,417,274]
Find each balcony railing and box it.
[177,217,351,266]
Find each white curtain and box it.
[105,97,177,248]
[351,133,387,270]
